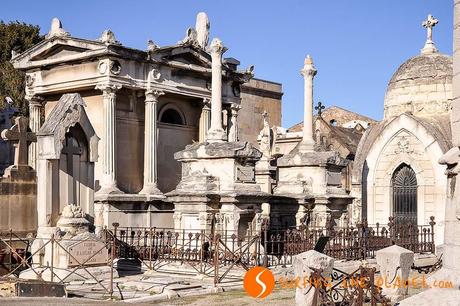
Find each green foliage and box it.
[0,20,43,114]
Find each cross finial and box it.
[315,101,325,116]
[421,14,438,54]
[1,117,36,167]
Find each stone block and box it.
[293,250,334,306]
[376,245,414,302]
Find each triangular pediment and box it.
[12,37,105,69]
[31,44,90,61]
[161,46,212,68]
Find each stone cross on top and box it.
[421,14,438,54]
[315,101,325,116]
[1,116,36,167]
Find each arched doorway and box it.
[391,164,417,224]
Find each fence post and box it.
[262,219,269,267]
[109,237,115,300]
[50,234,54,283]
[213,234,220,286]
[429,216,436,253]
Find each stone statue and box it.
[258,111,272,158]
[195,12,210,50]
[178,27,198,47]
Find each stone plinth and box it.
[274,147,352,227]
[293,250,334,306]
[376,245,414,302]
[93,193,172,232]
[167,141,268,233]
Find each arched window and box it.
[392,164,417,224]
[159,107,185,125]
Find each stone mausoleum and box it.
[10,13,282,231]
[353,15,452,244]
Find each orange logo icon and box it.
[243,266,275,298]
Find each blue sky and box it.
[1,1,453,127]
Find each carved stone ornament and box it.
[395,136,413,154]
[100,29,121,45]
[61,204,84,218]
[439,146,460,177]
[110,60,122,75]
[232,83,241,97]
[46,17,70,39]
[178,27,199,47]
[98,60,108,74]
[149,68,161,81]
[25,74,35,87]
[147,39,159,52]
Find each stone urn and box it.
[56,204,90,236]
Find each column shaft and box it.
[199,98,211,142]
[141,89,164,194]
[28,96,44,169]
[96,84,122,194]
[299,56,317,152]
[207,38,227,142]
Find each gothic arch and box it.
[391,163,418,224]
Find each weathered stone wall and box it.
[0,170,37,234]
[239,78,282,146]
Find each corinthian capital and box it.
[145,89,165,102]
[209,38,227,55]
[95,83,122,97]
[26,94,45,107]
[300,55,317,78]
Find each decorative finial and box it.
[147,39,159,52]
[421,14,438,54]
[195,12,210,50]
[315,101,325,116]
[46,17,70,39]
[300,55,317,77]
[100,30,121,45]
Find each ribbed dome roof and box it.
[384,52,452,118]
[388,53,452,89]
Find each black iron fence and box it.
[0,216,436,287]
[106,216,436,270]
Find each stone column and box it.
[28,95,45,169]
[140,89,164,194]
[299,55,317,152]
[96,84,122,194]
[206,38,227,143]
[199,98,211,142]
[228,104,240,142]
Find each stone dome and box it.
[383,52,452,118]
